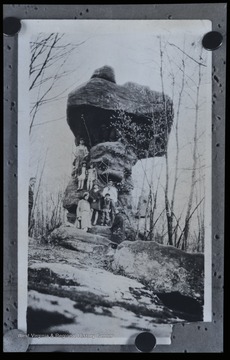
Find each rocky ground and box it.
[27,224,204,343]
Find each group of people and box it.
[76,162,98,191]
[75,180,118,232]
[72,138,99,191]
[72,137,121,232]
[72,138,96,190]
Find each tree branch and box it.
[168,42,207,67]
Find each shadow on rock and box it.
[156,292,203,322]
[27,307,74,335]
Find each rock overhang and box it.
[66,66,174,159]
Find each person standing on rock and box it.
[72,138,89,179]
[102,180,118,205]
[77,162,87,190]
[89,183,102,226]
[76,192,91,232]
[28,177,36,228]
[101,193,115,226]
[86,164,97,191]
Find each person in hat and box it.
[76,192,91,232]
[100,193,115,226]
[102,180,118,205]
[72,138,89,178]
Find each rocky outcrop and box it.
[63,141,137,214]
[63,66,174,229]
[67,65,173,158]
[49,224,115,248]
[27,226,204,339]
[62,181,85,215]
[90,141,137,185]
[91,65,116,83]
[63,141,138,233]
[27,227,183,339]
[45,225,204,304]
[110,240,204,303]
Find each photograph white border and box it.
[17,19,212,346]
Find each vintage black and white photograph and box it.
[18,20,212,345]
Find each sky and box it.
[19,19,212,239]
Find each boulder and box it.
[110,240,204,302]
[89,141,137,184]
[62,180,83,213]
[27,223,204,338]
[89,225,112,240]
[67,66,173,159]
[91,65,116,83]
[48,224,114,248]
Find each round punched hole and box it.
[135,332,156,352]
[202,31,223,51]
[3,17,21,36]
[3,329,29,352]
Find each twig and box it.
[168,42,207,67]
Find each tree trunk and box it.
[182,52,202,251]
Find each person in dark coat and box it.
[110,207,126,243]
[110,207,124,233]
[89,183,102,226]
[28,177,36,227]
[100,193,115,226]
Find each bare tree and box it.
[29,33,87,134]
[169,42,185,247]
[181,49,203,251]
[28,33,89,239]
[29,147,48,237]
[195,154,205,252]
[32,186,66,240]
[157,37,207,251]
[177,197,204,249]
[144,162,162,241]
[136,158,149,239]
[158,36,174,246]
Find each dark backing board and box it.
[3,3,225,353]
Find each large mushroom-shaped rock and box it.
[67,65,173,158]
[63,66,174,233]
